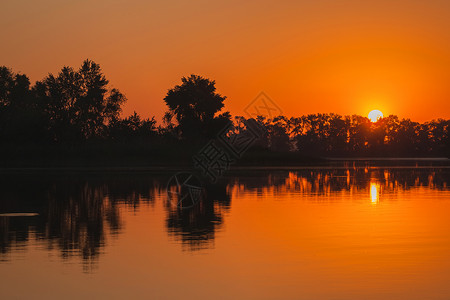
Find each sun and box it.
[368,110,384,122]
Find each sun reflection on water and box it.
[370,182,380,204]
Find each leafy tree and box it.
[108,112,157,142]
[35,60,126,142]
[0,67,48,143]
[0,66,15,108]
[268,116,291,152]
[163,74,231,140]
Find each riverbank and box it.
[1,157,449,173]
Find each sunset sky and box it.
[2,0,450,122]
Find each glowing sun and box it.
[368,110,384,122]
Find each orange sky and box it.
[2,0,450,122]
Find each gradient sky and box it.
[2,0,450,122]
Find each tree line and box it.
[249,114,450,157]
[0,60,449,162]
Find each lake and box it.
[1,167,450,299]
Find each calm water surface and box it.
[1,167,450,299]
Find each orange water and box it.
[1,168,450,299]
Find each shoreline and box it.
[1,158,449,174]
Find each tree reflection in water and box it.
[0,168,448,269]
[166,183,231,251]
[0,173,157,271]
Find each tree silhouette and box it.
[108,112,157,142]
[268,116,291,152]
[34,60,126,142]
[1,62,449,162]
[0,67,48,143]
[163,74,231,140]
